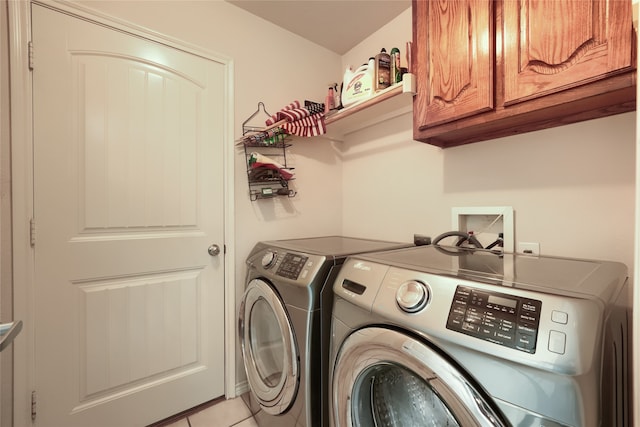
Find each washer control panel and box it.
[446,286,542,353]
[275,252,309,280]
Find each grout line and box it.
[146,396,225,427]
[229,414,254,427]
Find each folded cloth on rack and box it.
[249,152,294,180]
[242,127,287,146]
[248,166,288,183]
[265,100,326,137]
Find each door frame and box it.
[8,1,236,424]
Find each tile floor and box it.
[161,396,258,427]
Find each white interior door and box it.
[31,4,226,426]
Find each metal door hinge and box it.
[28,41,34,70]
[29,218,35,247]
[31,390,36,421]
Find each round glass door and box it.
[239,278,298,414]
[332,327,507,427]
[249,298,285,387]
[353,364,459,426]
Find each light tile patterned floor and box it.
[164,396,258,427]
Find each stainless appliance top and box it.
[245,236,412,304]
[352,245,627,302]
[262,236,411,258]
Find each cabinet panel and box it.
[413,0,494,128]
[412,0,636,148]
[503,0,633,105]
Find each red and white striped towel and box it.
[265,100,326,137]
[249,152,294,180]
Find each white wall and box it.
[342,8,411,76]
[340,9,637,273]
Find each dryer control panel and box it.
[276,252,309,280]
[446,286,542,353]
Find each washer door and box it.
[332,327,507,427]
[239,278,299,415]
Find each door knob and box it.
[208,244,221,256]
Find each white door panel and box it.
[32,4,225,426]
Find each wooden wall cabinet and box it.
[412,0,637,148]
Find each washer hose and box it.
[432,231,484,249]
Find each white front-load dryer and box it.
[329,245,631,427]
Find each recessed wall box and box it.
[451,206,514,252]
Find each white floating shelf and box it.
[322,73,416,142]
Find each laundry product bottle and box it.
[332,83,342,109]
[341,58,375,107]
[374,48,391,91]
[325,85,335,113]
[390,47,401,83]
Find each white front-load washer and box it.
[239,236,412,427]
[329,245,631,427]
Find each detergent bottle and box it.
[341,57,375,108]
[374,48,391,91]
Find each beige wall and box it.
[340,9,636,273]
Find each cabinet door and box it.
[413,0,494,128]
[503,0,634,106]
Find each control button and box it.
[462,322,480,333]
[515,333,535,353]
[520,313,536,322]
[448,315,464,328]
[465,312,482,324]
[456,287,471,297]
[518,324,536,335]
[551,310,568,325]
[452,306,465,316]
[396,280,429,313]
[496,331,515,343]
[479,327,493,336]
[548,330,566,354]
[482,318,497,329]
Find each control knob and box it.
[396,280,429,313]
[261,250,276,268]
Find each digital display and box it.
[488,295,517,308]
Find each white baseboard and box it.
[235,380,250,397]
